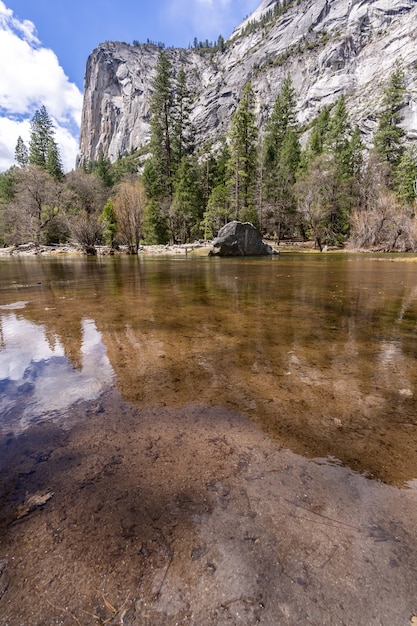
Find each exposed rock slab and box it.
[209,221,278,256]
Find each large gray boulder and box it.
[209,221,278,257]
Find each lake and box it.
[1,252,417,624]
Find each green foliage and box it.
[144,51,201,242]
[395,145,417,204]
[253,31,331,77]
[92,152,114,187]
[373,64,406,172]
[110,150,144,183]
[148,51,175,201]
[28,106,64,179]
[297,97,365,246]
[0,168,17,246]
[143,199,170,244]
[0,168,17,203]
[203,184,231,238]
[298,106,331,174]
[15,136,28,167]
[227,82,258,220]
[170,157,203,243]
[100,200,117,247]
[238,0,299,39]
[2,46,412,252]
[262,76,300,236]
[191,34,226,53]
[172,67,195,167]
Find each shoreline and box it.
[0,241,413,257]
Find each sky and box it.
[0,0,260,173]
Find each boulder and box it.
[209,221,278,257]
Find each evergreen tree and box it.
[46,138,64,181]
[143,200,170,244]
[200,138,232,235]
[325,95,356,239]
[147,51,174,200]
[170,157,202,243]
[204,184,231,238]
[100,200,118,247]
[347,125,365,180]
[217,35,225,53]
[326,95,351,170]
[373,64,406,173]
[172,67,194,168]
[297,98,364,246]
[227,82,258,222]
[15,136,29,167]
[93,151,114,187]
[298,106,331,174]
[264,76,297,164]
[28,106,63,179]
[263,76,300,237]
[395,145,417,204]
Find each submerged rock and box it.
[209,221,278,257]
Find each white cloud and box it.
[0,116,29,171]
[0,2,83,172]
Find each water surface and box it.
[1,253,416,484]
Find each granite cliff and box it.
[78,0,417,165]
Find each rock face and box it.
[78,0,417,164]
[209,221,278,256]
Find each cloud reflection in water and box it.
[0,309,114,433]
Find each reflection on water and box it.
[0,305,114,433]
[0,254,417,484]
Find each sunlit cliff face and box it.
[79,0,417,164]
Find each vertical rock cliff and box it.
[78,0,417,165]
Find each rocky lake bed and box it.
[1,390,417,625]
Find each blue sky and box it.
[0,0,260,172]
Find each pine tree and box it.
[204,184,231,238]
[100,200,118,248]
[264,76,297,164]
[46,138,64,181]
[148,51,174,201]
[326,95,351,170]
[172,67,194,168]
[15,136,29,167]
[298,106,331,174]
[28,106,63,179]
[373,64,406,172]
[227,82,258,222]
[263,76,300,237]
[170,156,202,243]
[93,151,114,187]
[395,145,417,204]
[297,98,364,246]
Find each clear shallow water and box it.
[1,253,417,484]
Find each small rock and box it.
[399,388,413,398]
[0,560,9,600]
[16,490,54,520]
